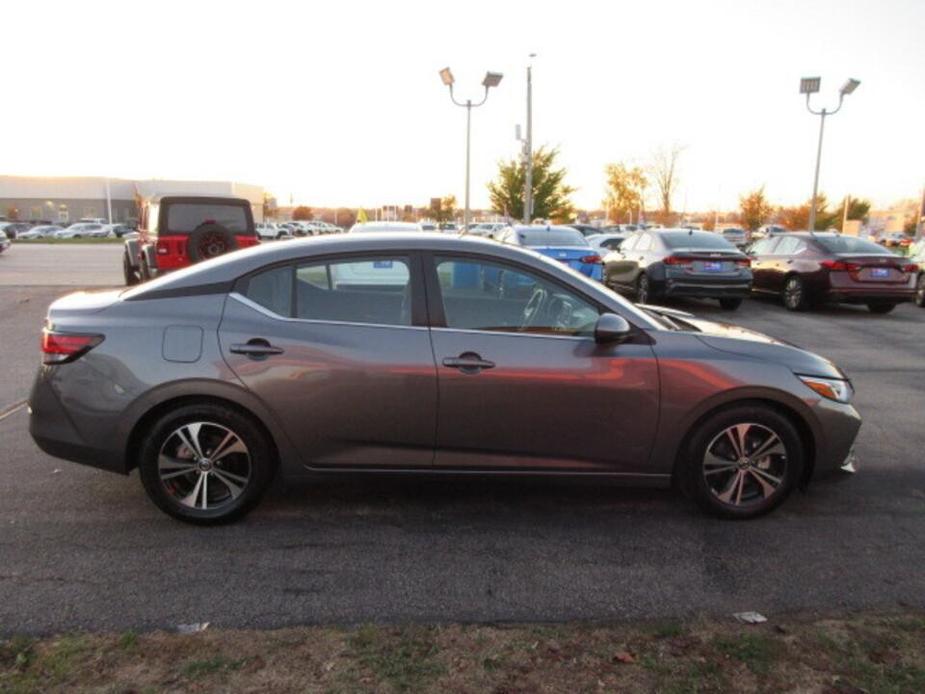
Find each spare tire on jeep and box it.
[187,223,239,262]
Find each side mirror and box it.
[594,313,632,344]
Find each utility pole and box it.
[523,54,535,224]
[841,194,850,232]
[105,178,113,224]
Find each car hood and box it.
[642,305,846,379]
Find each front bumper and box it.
[810,399,862,478]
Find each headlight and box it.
[798,375,853,403]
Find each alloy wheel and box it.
[916,275,925,307]
[158,421,251,511]
[637,275,650,304]
[702,423,788,508]
[784,277,803,310]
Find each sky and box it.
[3,0,923,213]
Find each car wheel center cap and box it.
[198,459,213,472]
[738,457,750,469]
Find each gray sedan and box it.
[30,233,861,524]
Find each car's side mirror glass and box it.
[594,313,632,344]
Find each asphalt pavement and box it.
[1,245,924,635]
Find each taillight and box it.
[820,259,861,272]
[41,330,103,365]
[580,254,602,264]
[902,263,918,273]
[735,258,751,268]
[664,256,692,266]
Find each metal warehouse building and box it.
[0,176,265,224]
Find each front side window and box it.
[435,256,599,336]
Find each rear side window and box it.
[165,203,251,234]
[660,232,733,250]
[814,235,894,255]
[518,229,589,247]
[295,257,412,326]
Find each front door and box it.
[426,255,659,473]
[219,253,437,469]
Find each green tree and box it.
[738,186,774,231]
[487,146,576,223]
[602,163,647,223]
[292,206,313,221]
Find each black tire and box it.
[122,252,139,286]
[186,224,238,263]
[718,298,743,310]
[636,273,652,304]
[867,302,896,314]
[138,403,277,525]
[782,275,808,311]
[684,404,804,519]
[914,274,924,308]
[139,257,152,282]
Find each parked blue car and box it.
[497,225,604,281]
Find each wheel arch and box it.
[120,380,301,475]
[670,396,818,494]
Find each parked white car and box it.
[54,223,107,238]
[15,225,63,239]
[0,230,9,254]
[256,222,289,240]
[348,222,423,233]
[586,232,629,254]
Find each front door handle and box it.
[442,352,495,374]
[230,339,284,358]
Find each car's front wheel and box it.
[916,275,925,308]
[636,273,652,304]
[122,252,139,286]
[138,403,277,524]
[685,405,803,519]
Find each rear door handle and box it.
[442,352,495,373]
[230,339,284,358]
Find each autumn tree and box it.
[738,186,774,231]
[487,146,576,223]
[292,205,313,221]
[778,194,838,231]
[648,143,684,215]
[430,195,457,223]
[602,163,647,223]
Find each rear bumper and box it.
[28,368,128,475]
[824,287,916,303]
[663,280,752,298]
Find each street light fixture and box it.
[439,67,503,233]
[800,75,860,232]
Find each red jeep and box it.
[123,195,260,285]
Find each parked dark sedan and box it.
[908,240,925,308]
[603,228,752,309]
[748,232,918,313]
[30,234,860,524]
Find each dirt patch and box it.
[2,612,924,693]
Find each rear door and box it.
[747,237,780,291]
[425,253,659,473]
[219,252,437,469]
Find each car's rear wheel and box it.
[122,252,139,286]
[138,403,276,524]
[916,275,925,308]
[686,405,803,519]
[718,298,743,310]
[867,302,897,314]
[782,275,807,311]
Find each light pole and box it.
[800,76,860,232]
[440,67,503,232]
[524,54,535,224]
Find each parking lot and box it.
[1,245,924,636]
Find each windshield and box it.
[815,235,895,255]
[518,229,589,247]
[166,203,251,234]
[661,231,737,250]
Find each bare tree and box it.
[648,143,685,216]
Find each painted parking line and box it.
[0,400,27,422]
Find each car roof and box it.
[144,195,249,205]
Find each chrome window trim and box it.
[430,326,593,342]
[228,292,428,332]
